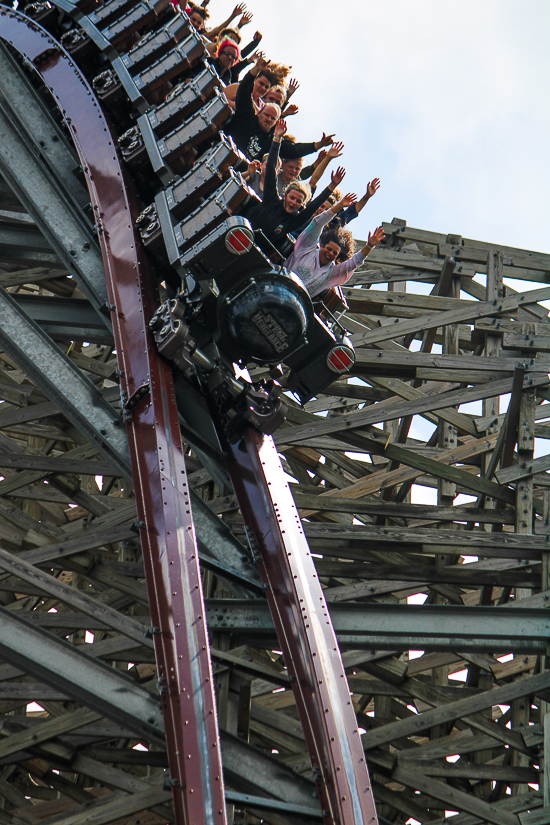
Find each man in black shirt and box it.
[225,58,334,162]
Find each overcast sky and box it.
[213,0,550,253]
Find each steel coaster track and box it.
[0,4,378,823]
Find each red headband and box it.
[217,39,240,60]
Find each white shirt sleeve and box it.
[325,250,366,289]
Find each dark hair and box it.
[320,227,342,250]
[320,225,354,262]
[336,226,354,261]
[218,27,241,44]
[188,3,208,21]
[257,68,277,86]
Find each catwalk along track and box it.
[0,2,378,824]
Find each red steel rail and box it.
[0,11,227,825]
[220,425,378,825]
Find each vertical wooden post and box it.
[544,711,550,807]
[438,274,459,500]
[541,495,550,808]
[543,493,550,594]
[482,251,504,524]
[511,372,536,795]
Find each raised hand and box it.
[368,226,385,247]
[238,11,252,27]
[366,178,381,199]
[253,30,262,41]
[253,52,267,71]
[341,192,357,209]
[232,3,247,18]
[331,166,345,187]
[247,159,261,175]
[287,77,300,98]
[327,140,344,159]
[284,103,299,116]
[318,132,335,148]
[274,118,287,138]
[313,149,327,168]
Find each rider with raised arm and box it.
[285,194,385,297]
[243,119,344,254]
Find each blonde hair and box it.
[266,61,291,84]
[284,180,311,205]
[266,85,287,105]
[328,187,343,206]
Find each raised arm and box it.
[249,53,268,78]
[233,57,264,116]
[240,30,262,59]
[236,10,252,29]
[206,3,247,40]
[354,178,381,215]
[359,226,385,256]
[325,215,384,290]
[329,190,357,215]
[280,132,333,161]
[223,82,238,110]
[263,118,286,203]
[309,140,344,189]
[290,167,347,231]
[241,159,261,182]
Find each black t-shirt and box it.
[225,70,316,161]
[243,138,332,252]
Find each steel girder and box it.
[0,282,131,478]
[205,599,550,652]
[222,428,378,825]
[0,605,165,745]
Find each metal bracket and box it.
[121,382,151,420]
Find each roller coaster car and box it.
[150,217,356,428]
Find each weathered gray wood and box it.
[0,708,100,760]
[0,453,117,475]
[427,791,543,825]
[22,785,172,825]
[419,762,537,782]
[0,547,152,647]
[392,766,519,825]
[496,451,550,484]
[545,712,550,807]
[519,809,550,825]
[350,286,550,347]
[291,492,515,523]
[361,669,550,751]
[275,373,550,447]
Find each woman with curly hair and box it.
[286,193,385,298]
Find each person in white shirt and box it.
[285,193,385,298]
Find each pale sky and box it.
[212,0,550,253]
